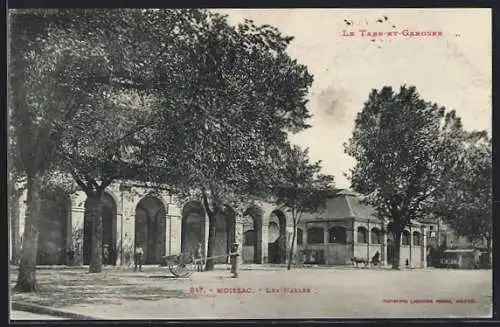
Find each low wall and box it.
[353,244,383,261]
[400,246,424,267]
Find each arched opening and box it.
[402,230,411,246]
[83,192,117,265]
[268,210,287,264]
[328,226,346,244]
[413,231,421,246]
[244,230,255,246]
[181,201,205,255]
[37,187,72,265]
[307,227,324,244]
[213,205,237,264]
[357,226,368,243]
[242,206,263,264]
[371,228,382,244]
[135,196,167,265]
[427,245,438,267]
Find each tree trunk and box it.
[9,184,22,264]
[15,174,43,292]
[486,236,492,268]
[86,192,103,273]
[205,214,216,271]
[287,220,297,271]
[392,230,402,270]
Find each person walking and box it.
[134,243,144,272]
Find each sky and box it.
[214,8,492,189]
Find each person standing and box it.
[195,243,204,272]
[134,243,144,272]
[103,244,110,265]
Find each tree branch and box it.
[201,187,213,217]
[70,169,90,193]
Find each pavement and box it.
[10,266,492,320]
[10,310,65,320]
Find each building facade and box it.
[295,190,427,268]
[10,183,428,268]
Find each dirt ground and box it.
[10,265,492,319]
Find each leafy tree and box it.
[271,145,335,270]
[147,12,314,271]
[344,85,474,269]
[52,9,205,273]
[9,8,200,283]
[433,136,492,256]
[10,9,92,291]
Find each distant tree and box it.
[147,12,314,271]
[433,136,492,256]
[271,145,335,270]
[344,85,475,269]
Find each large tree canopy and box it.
[145,12,314,270]
[344,85,488,269]
[9,8,214,284]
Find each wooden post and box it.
[230,243,240,278]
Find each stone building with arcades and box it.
[9,181,427,268]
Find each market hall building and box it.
[9,182,428,268]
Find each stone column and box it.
[367,221,371,263]
[234,214,244,248]
[352,221,357,258]
[261,220,269,263]
[421,225,427,268]
[166,201,181,256]
[409,225,413,268]
[70,191,86,265]
[382,227,388,267]
[120,186,136,266]
[399,230,404,267]
[115,211,123,266]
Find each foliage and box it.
[11,9,216,275]
[273,144,335,219]
[144,11,314,269]
[343,85,484,268]
[271,144,335,269]
[433,136,492,247]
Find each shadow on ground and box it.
[10,268,196,308]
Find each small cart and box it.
[162,253,199,278]
[162,252,237,278]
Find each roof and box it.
[302,191,381,223]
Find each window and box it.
[371,228,382,244]
[328,227,347,244]
[429,226,434,231]
[413,231,421,246]
[357,226,368,243]
[243,230,255,246]
[402,230,411,246]
[307,227,324,244]
[297,228,303,245]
